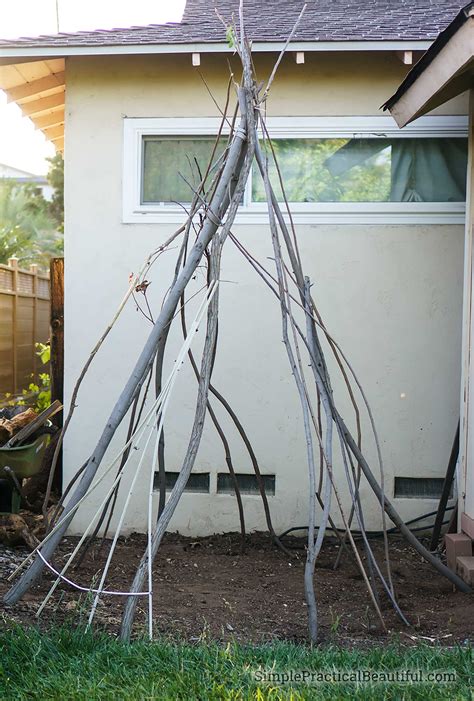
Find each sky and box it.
[0,0,186,174]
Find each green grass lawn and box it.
[0,626,471,700]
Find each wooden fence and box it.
[0,257,50,396]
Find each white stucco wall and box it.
[63,52,467,536]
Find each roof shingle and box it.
[0,0,467,48]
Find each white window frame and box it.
[122,115,468,225]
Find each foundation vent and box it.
[153,471,210,493]
[217,473,276,496]
[394,476,450,500]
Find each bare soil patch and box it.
[1,533,472,646]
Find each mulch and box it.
[0,532,472,646]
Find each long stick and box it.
[34,289,216,617]
[120,93,255,640]
[252,137,388,631]
[430,421,459,551]
[260,143,319,640]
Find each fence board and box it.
[0,258,50,396]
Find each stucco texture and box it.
[63,52,466,536]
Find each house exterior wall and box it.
[461,90,474,527]
[63,52,467,536]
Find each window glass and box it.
[142,136,226,204]
[251,137,468,203]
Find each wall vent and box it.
[394,476,450,500]
[217,473,275,496]
[153,471,210,494]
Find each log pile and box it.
[0,408,37,446]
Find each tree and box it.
[0,181,61,268]
[0,155,64,269]
[46,153,64,232]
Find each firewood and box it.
[5,401,62,448]
[0,409,37,447]
[7,408,37,434]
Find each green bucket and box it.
[0,433,51,480]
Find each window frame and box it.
[122,115,468,224]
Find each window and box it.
[123,116,468,224]
[142,136,227,204]
[252,138,467,204]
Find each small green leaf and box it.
[226,25,235,48]
[35,342,50,365]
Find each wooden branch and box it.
[260,151,320,640]
[5,11,464,652]
[261,3,307,102]
[42,226,191,534]
[227,232,348,552]
[120,89,255,641]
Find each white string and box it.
[37,286,215,615]
[36,551,149,596]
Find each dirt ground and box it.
[0,532,472,646]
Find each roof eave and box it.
[0,38,433,61]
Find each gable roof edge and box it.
[383,1,474,115]
[0,39,433,61]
